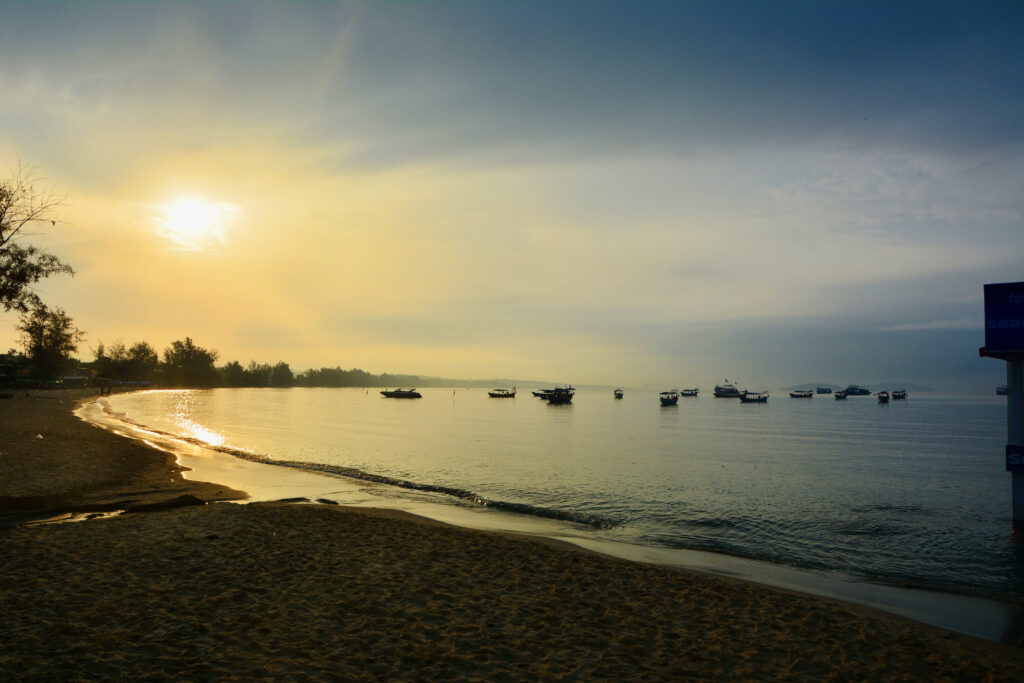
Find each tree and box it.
[270,361,294,387]
[162,337,219,386]
[18,304,85,380]
[0,162,73,313]
[124,341,159,382]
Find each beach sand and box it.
[3,391,1024,679]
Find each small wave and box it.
[93,400,617,530]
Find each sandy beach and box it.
[3,391,1024,679]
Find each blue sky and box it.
[0,1,1021,390]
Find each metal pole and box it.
[1009,360,1024,526]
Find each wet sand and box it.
[2,391,1024,679]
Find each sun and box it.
[155,196,238,250]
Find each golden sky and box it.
[1,1,1021,389]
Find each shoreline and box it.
[3,390,1024,678]
[80,391,1024,643]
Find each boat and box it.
[546,387,575,404]
[533,389,554,398]
[488,387,516,398]
[997,385,1008,396]
[739,391,769,403]
[877,391,890,403]
[380,388,422,398]
[613,388,624,399]
[789,390,813,398]
[843,384,872,396]
[713,380,742,398]
[659,390,680,406]
[835,391,848,400]
[680,388,699,397]
[892,390,907,400]
[816,387,832,394]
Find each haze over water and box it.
[103,387,1022,600]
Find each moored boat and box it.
[739,391,769,403]
[997,385,1008,396]
[659,390,679,406]
[816,386,832,394]
[843,384,871,396]
[713,380,742,398]
[381,388,422,398]
[892,390,907,400]
[680,388,699,397]
[533,389,555,399]
[789,390,813,398]
[877,391,890,403]
[488,387,516,398]
[614,388,624,399]
[546,387,575,404]
[835,390,848,400]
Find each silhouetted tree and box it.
[219,360,246,387]
[18,304,85,380]
[162,337,218,386]
[124,341,159,381]
[270,361,294,387]
[0,162,73,313]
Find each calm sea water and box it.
[102,387,1023,600]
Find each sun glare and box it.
[155,196,238,250]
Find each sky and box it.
[0,0,1021,391]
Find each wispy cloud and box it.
[879,318,982,332]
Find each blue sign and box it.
[1007,445,1024,472]
[985,282,1024,353]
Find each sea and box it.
[86,387,1023,609]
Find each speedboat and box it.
[892,390,907,400]
[835,391,848,400]
[789,390,813,398]
[843,384,872,396]
[680,388,699,397]
[488,388,516,398]
[739,391,769,403]
[381,388,422,398]
[713,380,742,398]
[614,388,624,399]
[877,391,890,403]
[659,390,680,406]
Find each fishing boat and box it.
[816,387,832,394]
[789,390,813,398]
[380,388,422,399]
[877,391,890,403]
[659,390,680,406]
[997,385,1008,396]
[739,391,769,403]
[713,380,742,398]
[680,388,699,397]
[488,387,516,398]
[532,389,555,399]
[835,391,848,400]
[843,384,872,396]
[614,388,624,399]
[546,387,575,404]
[892,390,907,400]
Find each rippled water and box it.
[103,387,1023,599]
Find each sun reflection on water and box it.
[172,391,226,447]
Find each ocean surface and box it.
[98,387,1023,601]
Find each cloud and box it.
[879,318,982,332]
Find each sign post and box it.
[980,281,1024,526]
